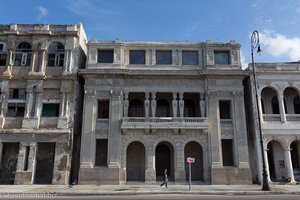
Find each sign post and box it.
[187,157,195,190]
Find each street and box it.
[0,195,300,200]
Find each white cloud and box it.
[240,51,248,70]
[259,31,300,61]
[36,6,49,20]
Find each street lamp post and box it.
[251,30,270,191]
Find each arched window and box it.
[47,42,65,67]
[294,96,300,114]
[14,42,32,66]
[128,99,144,117]
[271,96,279,114]
[0,42,7,66]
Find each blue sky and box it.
[1,0,300,67]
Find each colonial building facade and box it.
[0,24,87,184]
[78,40,252,184]
[245,62,300,184]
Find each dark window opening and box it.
[291,141,300,169]
[184,99,196,117]
[0,54,7,66]
[95,139,108,166]
[219,100,231,119]
[182,51,198,65]
[128,99,144,117]
[222,139,234,166]
[214,51,230,64]
[24,146,30,171]
[129,50,145,64]
[47,42,65,67]
[98,49,114,63]
[156,99,170,117]
[98,100,109,119]
[294,96,300,114]
[0,143,19,184]
[7,103,25,117]
[14,42,32,67]
[156,50,172,65]
[9,89,26,99]
[271,96,279,114]
[41,103,60,117]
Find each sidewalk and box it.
[0,183,299,196]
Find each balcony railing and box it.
[220,119,233,126]
[121,117,208,130]
[286,114,300,121]
[96,119,109,129]
[262,114,281,122]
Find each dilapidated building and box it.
[0,24,87,184]
[78,40,252,185]
[245,62,300,184]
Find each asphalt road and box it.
[1,195,300,200]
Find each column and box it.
[25,92,33,118]
[30,142,37,184]
[199,93,206,117]
[60,93,66,117]
[40,49,46,74]
[123,92,129,117]
[172,92,178,117]
[175,144,185,181]
[0,92,8,117]
[108,90,122,168]
[80,91,97,167]
[144,92,150,117]
[233,91,250,168]
[264,147,272,183]
[3,49,13,76]
[257,94,264,122]
[145,141,156,183]
[278,94,286,123]
[179,92,184,117]
[30,51,37,72]
[208,91,222,167]
[34,91,42,118]
[64,50,70,73]
[284,148,296,183]
[151,92,156,117]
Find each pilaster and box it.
[151,92,156,117]
[172,92,178,117]
[144,92,150,117]
[179,92,184,117]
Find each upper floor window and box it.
[14,42,32,66]
[7,103,25,117]
[47,42,65,67]
[214,51,230,64]
[98,100,110,119]
[219,100,231,119]
[0,42,7,66]
[129,50,145,64]
[156,50,172,65]
[9,89,26,100]
[182,51,198,65]
[41,103,60,117]
[98,49,114,63]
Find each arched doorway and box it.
[126,141,145,181]
[267,141,285,181]
[184,141,203,181]
[155,142,174,181]
[291,140,300,181]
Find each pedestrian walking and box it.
[160,169,168,188]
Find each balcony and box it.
[263,114,281,122]
[121,117,208,131]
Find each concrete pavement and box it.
[0,183,299,197]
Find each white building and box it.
[245,62,300,184]
[78,40,252,184]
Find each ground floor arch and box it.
[184,141,203,181]
[291,140,300,181]
[155,142,174,181]
[267,140,285,181]
[126,141,145,181]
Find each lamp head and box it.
[257,45,262,55]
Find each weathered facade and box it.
[0,24,87,184]
[79,40,252,184]
[245,62,300,184]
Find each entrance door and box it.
[155,142,173,181]
[0,143,19,184]
[34,143,55,184]
[184,141,203,181]
[126,141,145,181]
